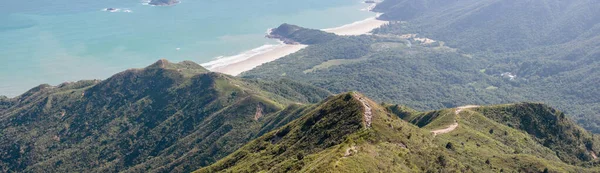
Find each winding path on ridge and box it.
[355,94,373,128]
[431,105,479,137]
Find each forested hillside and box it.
[374,0,600,52]
[0,60,331,172]
[244,0,600,132]
[373,0,600,131]
[243,34,518,110]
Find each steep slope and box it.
[374,0,473,21]
[374,0,600,52]
[195,92,447,172]
[476,103,600,164]
[394,102,600,171]
[0,60,331,173]
[198,93,600,172]
[0,95,12,112]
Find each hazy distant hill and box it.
[374,0,600,52]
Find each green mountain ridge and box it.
[197,93,600,172]
[2,59,599,172]
[2,0,600,172]
[0,60,331,172]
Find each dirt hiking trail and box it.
[431,105,479,136]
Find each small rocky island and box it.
[149,0,180,6]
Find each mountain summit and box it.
[197,93,600,172]
[0,60,330,172]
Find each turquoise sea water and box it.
[0,0,374,97]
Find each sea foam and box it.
[201,42,285,70]
[101,8,133,13]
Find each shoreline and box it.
[208,44,308,76]
[204,8,388,76]
[321,15,387,36]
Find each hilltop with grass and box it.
[196,93,600,172]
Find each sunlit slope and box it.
[0,60,331,173]
[198,94,600,172]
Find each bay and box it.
[0,0,374,97]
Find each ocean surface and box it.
[0,0,375,97]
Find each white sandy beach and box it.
[209,44,308,76]
[207,15,389,76]
[322,17,388,36]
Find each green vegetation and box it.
[372,0,600,132]
[197,93,600,172]
[268,23,338,45]
[0,95,12,111]
[195,93,446,172]
[3,0,600,172]
[373,0,600,52]
[476,103,599,164]
[243,34,514,111]
[244,0,600,133]
[3,59,599,172]
[0,60,331,172]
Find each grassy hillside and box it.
[476,103,599,164]
[195,92,446,172]
[397,103,600,165]
[0,60,331,173]
[197,93,600,172]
